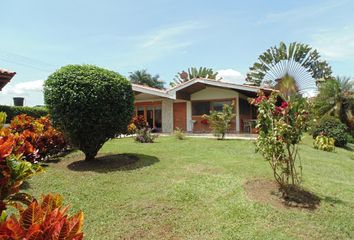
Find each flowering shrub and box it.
[202,104,235,140]
[313,135,335,152]
[9,114,68,161]
[134,128,157,143]
[250,92,308,187]
[0,193,84,240]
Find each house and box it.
[0,68,16,91]
[132,78,273,133]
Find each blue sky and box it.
[1,0,354,106]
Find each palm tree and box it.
[129,69,165,89]
[314,76,354,131]
[246,42,332,86]
[170,67,219,87]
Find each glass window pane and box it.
[192,102,210,115]
[137,106,144,117]
[239,98,251,115]
[212,101,232,112]
[154,106,162,130]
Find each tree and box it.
[44,65,134,161]
[170,67,219,87]
[250,92,308,188]
[246,42,332,86]
[128,69,165,89]
[202,104,235,140]
[314,76,354,132]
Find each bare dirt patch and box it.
[244,179,320,211]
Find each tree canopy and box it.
[129,69,165,89]
[44,65,134,161]
[246,42,332,86]
[314,76,354,132]
[170,67,219,87]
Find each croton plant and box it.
[0,112,84,239]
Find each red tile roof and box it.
[0,68,16,76]
[0,68,16,90]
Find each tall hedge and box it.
[0,105,48,123]
[44,65,134,160]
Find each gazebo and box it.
[0,68,16,91]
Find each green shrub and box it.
[312,115,349,147]
[134,127,157,143]
[44,65,134,160]
[202,104,235,140]
[0,105,48,123]
[313,135,335,152]
[174,127,186,140]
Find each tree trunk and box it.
[84,150,97,161]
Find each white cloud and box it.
[311,26,354,61]
[2,80,44,95]
[217,69,245,84]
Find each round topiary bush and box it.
[312,115,349,147]
[44,65,134,160]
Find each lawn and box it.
[26,135,354,239]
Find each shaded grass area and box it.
[26,135,354,239]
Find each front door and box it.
[173,102,187,131]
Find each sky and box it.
[1,0,354,106]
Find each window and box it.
[134,104,162,132]
[239,98,251,115]
[192,101,210,115]
[211,101,232,112]
[192,100,233,115]
[137,106,144,117]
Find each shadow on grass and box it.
[40,149,76,167]
[67,153,159,173]
[322,196,346,205]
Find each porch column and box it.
[186,101,192,132]
[162,99,173,133]
[236,95,240,132]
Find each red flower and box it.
[280,101,288,109]
[201,119,208,125]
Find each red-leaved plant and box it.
[0,193,84,240]
[10,115,68,161]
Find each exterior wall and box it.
[191,86,239,101]
[162,99,173,133]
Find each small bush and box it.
[134,127,157,143]
[313,135,335,152]
[44,65,134,161]
[131,115,148,130]
[202,104,235,140]
[9,114,68,161]
[312,115,349,147]
[0,105,48,123]
[174,128,186,140]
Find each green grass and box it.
[26,135,354,239]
